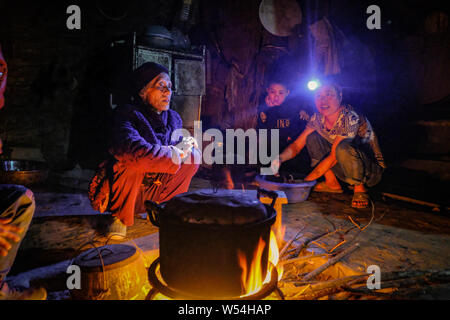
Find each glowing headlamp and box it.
[307,79,321,91]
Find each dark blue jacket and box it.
[257,99,307,151]
[109,101,183,174]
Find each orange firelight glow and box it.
[268,230,283,280]
[275,224,286,248]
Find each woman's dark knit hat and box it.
[133,62,169,94]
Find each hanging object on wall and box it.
[0,45,7,110]
[179,0,193,22]
[424,11,449,35]
[309,17,345,76]
[258,0,302,37]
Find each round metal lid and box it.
[74,244,138,271]
[163,189,271,226]
[259,0,302,37]
[143,25,174,40]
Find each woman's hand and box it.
[270,158,281,176]
[0,218,23,257]
[184,136,198,149]
[175,136,198,159]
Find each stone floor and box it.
[6,175,450,299]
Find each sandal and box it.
[352,192,370,208]
[314,181,343,193]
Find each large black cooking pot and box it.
[145,188,278,299]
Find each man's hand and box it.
[0,218,24,257]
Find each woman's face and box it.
[314,85,342,118]
[140,73,172,112]
[266,83,290,107]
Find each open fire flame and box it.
[238,229,284,297]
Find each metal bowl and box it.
[0,160,48,185]
[255,175,316,203]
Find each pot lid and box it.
[74,244,138,271]
[163,189,271,226]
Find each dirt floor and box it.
[276,190,450,299]
[7,176,450,299]
[292,191,450,272]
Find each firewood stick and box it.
[289,274,367,288]
[343,288,395,299]
[293,286,344,300]
[341,269,450,300]
[289,268,450,300]
[292,227,352,258]
[381,192,446,210]
[279,229,304,257]
[287,231,330,259]
[350,270,450,290]
[291,275,368,300]
[279,253,329,267]
[381,284,450,299]
[302,243,360,282]
[371,269,450,282]
[290,269,449,300]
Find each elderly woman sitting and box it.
[89,62,200,238]
[272,83,385,208]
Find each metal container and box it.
[70,244,148,300]
[255,175,316,203]
[0,160,48,185]
[145,188,278,298]
[141,25,174,49]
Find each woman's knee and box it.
[305,131,322,147]
[306,132,330,166]
[7,185,35,223]
[3,185,35,206]
[335,139,357,163]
